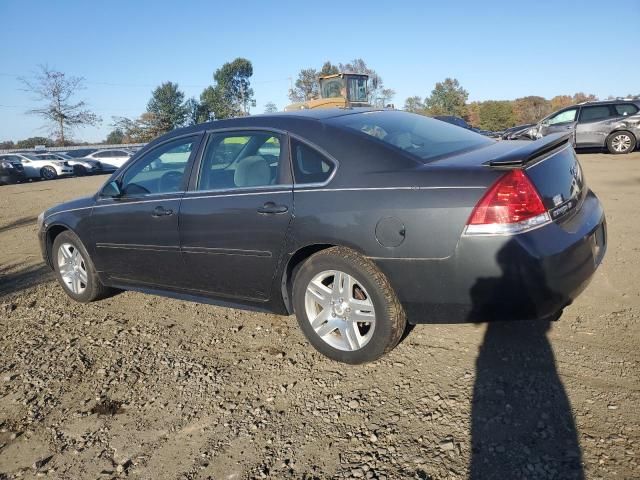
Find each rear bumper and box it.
[374,190,606,324]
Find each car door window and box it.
[94,151,110,158]
[196,132,283,190]
[579,105,613,123]
[548,109,577,125]
[614,104,639,116]
[120,136,197,196]
[291,139,335,185]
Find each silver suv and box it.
[534,99,640,154]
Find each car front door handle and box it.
[152,206,174,217]
[257,202,289,214]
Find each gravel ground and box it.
[1,152,639,480]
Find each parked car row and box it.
[0,148,138,185]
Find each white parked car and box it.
[34,153,103,176]
[81,149,133,172]
[0,153,74,180]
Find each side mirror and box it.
[101,180,122,198]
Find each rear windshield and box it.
[329,110,493,162]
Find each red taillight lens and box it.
[468,170,547,226]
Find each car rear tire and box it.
[52,230,112,303]
[292,247,406,364]
[606,131,636,154]
[40,166,57,180]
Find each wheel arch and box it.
[44,223,72,268]
[280,242,369,314]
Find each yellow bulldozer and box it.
[285,73,370,111]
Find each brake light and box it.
[466,169,550,235]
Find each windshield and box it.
[329,110,493,162]
[321,79,344,99]
[348,77,368,103]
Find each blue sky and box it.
[1,0,638,142]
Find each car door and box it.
[575,104,615,146]
[89,134,202,287]
[539,108,579,142]
[110,150,133,168]
[179,130,293,302]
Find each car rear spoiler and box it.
[486,133,571,167]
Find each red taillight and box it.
[467,170,548,233]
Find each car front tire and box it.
[292,247,406,364]
[606,131,636,154]
[52,230,111,303]
[40,166,58,180]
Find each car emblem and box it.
[569,162,582,199]
[553,194,564,206]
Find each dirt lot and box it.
[1,152,639,480]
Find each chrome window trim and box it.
[45,185,483,220]
[95,191,186,204]
[295,186,485,193]
[183,189,292,201]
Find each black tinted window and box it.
[615,104,639,116]
[291,140,334,184]
[330,110,492,162]
[579,106,613,122]
[197,133,282,190]
[94,151,110,158]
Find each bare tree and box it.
[20,65,101,145]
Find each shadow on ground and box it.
[470,321,583,479]
[468,238,584,479]
[0,262,53,297]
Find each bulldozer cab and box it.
[284,73,370,111]
[319,73,369,106]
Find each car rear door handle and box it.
[257,202,288,214]
[152,206,174,217]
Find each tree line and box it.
[404,78,639,131]
[4,62,639,148]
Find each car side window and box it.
[94,151,110,158]
[615,104,639,116]
[196,132,282,190]
[119,136,197,197]
[579,105,613,123]
[291,139,335,185]
[548,109,577,125]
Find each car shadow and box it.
[468,239,584,479]
[0,262,53,297]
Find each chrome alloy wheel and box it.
[304,270,376,351]
[612,133,632,152]
[57,242,88,294]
